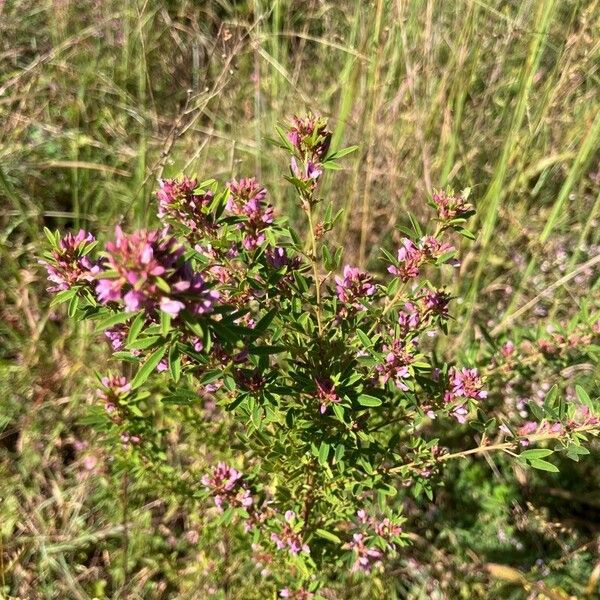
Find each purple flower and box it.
[419,288,451,322]
[432,189,474,222]
[271,518,310,556]
[120,432,141,446]
[157,176,199,214]
[226,178,274,251]
[266,246,301,271]
[97,375,131,399]
[159,297,186,317]
[376,339,415,390]
[287,114,332,160]
[157,177,216,235]
[104,325,128,351]
[96,227,219,317]
[202,462,253,510]
[315,377,341,414]
[398,302,420,334]
[335,265,376,309]
[97,374,131,417]
[501,341,515,358]
[444,367,487,403]
[344,533,383,573]
[451,404,469,424]
[387,238,423,281]
[41,230,101,293]
[419,236,458,265]
[290,157,323,184]
[518,421,538,436]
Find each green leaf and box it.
[435,250,457,266]
[575,385,593,409]
[43,227,59,249]
[543,385,559,410]
[318,441,330,466]
[199,370,223,385]
[111,351,138,362]
[169,346,182,383]
[521,448,553,460]
[528,458,559,473]
[566,444,589,456]
[322,245,333,270]
[407,212,423,237]
[67,294,79,317]
[94,311,131,332]
[357,394,382,407]
[126,312,145,345]
[128,336,161,350]
[457,227,476,240]
[129,405,143,417]
[130,347,166,389]
[160,311,171,336]
[332,404,345,421]
[565,444,589,462]
[325,145,358,161]
[161,390,198,405]
[49,288,77,307]
[155,276,171,293]
[249,345,288,356]
[250,403,261,429]
[315,528,342,544]
[356,329,372,348]
[529,401,545,421]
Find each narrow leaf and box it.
[131,347,166,389]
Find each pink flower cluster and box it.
[397,302,420,335]
[226,178,274,250]
[388,237,456,281]
[444,367,487,423]
[432,189,473,222]
[270,511,309,555]
[287,115,332,161]
[266,246,301,271]
[96,226,219,317]
[157,177,216,235]
[335,265,376,309]
[41,230,101,292]
[538,331,593,356]
[376,339,416,391]
[315,377,340,414]
[445,367,487,401]
[344,510,403,573]
[356,509,402,538]
[287,115,332,189]
[290,158,322,185]
[420,235,457,262]
[97,375,131,418]
[344,533,383,573]
[104,324,131,352]
[518,406,599,440]
[201,462,253,510]
[418,287,452,322]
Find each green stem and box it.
[306,201,323,336]
[389,424,598,474]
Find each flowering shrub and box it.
[42,116,600,596]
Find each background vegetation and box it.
[0,0,599,598]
